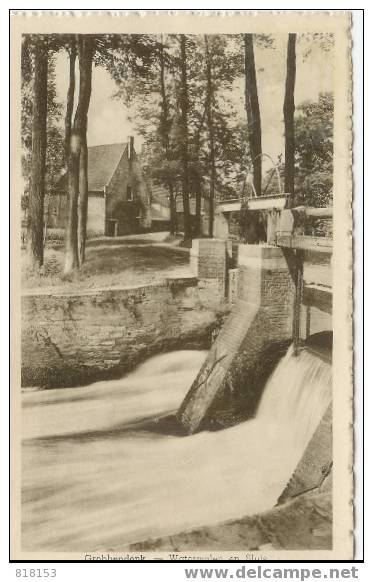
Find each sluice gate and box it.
[177,205,333,435]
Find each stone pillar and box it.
[236,245,295,337]
[179,244,296,433]
[190,238,229,305]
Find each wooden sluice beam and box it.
[303,284,333,315]
[276,234,333,254]
[275,206,333,349]
[291,206,333,219]
[292,250,304,357]
[275,207,333,254]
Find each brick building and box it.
[49,137,151,237]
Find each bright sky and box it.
[54,34,334,168]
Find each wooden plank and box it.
[292,250,304,356]
[217,194,287,213]
[303,284,333,314]
[276,234,333,254]
[292,206,333,218]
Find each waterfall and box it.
[256,345,332,457]
[22,346,332,551]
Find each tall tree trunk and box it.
[159,35,170,152]
[64,35,93,274]
[64,38,76,160]
[159,36,177,237]
[195,179,202,237]
[169,186,177,236]
[26,39,48,271]
[64,133,80,274]
[78,133,88,263]
[205,35,216,238]
[77,37,93,266]
[43,190,51,245]
[179,34,192,242]
[284,33,297,206]
[193,92,209,239]
[244,34,262,197]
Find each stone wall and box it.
[21,278,224,388]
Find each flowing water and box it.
[22,346,332,552]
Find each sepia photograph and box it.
[10,11,353,561]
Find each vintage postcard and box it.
[10,11,353,561]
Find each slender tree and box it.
[22,42,64,222]
[64,37,77,159]
[26,37,48,271]
[64,35,93,274]
[77,37,93,265]
[179,34,192,241]
[78,132,89,264]
[244,34,262,197]
[241,34,265,244]
[204,35,216,237]
[284,33,297,206]
[158,36,177,235]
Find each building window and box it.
[127,185,133,201]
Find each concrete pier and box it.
[190,238,232,305]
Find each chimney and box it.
[127,136,134,160]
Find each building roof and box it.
[87,143,127,190]
[56,142,127,192]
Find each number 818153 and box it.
[15,570,56,578]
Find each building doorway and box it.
[107,219,119,237]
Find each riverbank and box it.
[130,489,332,553]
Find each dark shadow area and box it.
[203,339,291,430]
[85,236,160,248]
[303,331,332,364]
[25,412,190,445]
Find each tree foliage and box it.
[21,30,335,267]
[113,35,247,204]
[294,92,333,207]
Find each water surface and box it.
[22,348,331,552]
